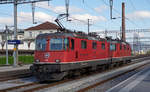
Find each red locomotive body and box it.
[30,32,132,81]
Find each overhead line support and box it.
[0,0,51,67]
[122,2,126,42]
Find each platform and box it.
[106,64,150,92]
[0,65,31,78]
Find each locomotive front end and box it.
[30,34,70,81]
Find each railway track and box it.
[0,73,31,82]
[0,76,77,92]
[0,65,31,82]
[0,56,149,92]
[77,62,149,92]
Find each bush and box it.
[0,55,34,65]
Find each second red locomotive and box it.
[30,30,132,81]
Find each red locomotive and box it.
[30,30,132,81]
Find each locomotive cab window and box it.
[64,38,69,50]
[81,40,87,49]
[92,42,97,49]
[50,38,69,51]
[110,44,116,51]
[120,44,122,50]
[36,38,46,51]
[101,43,105,49]
[71,39,74,50]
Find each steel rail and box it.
[0,55,149,92]
[0,73,31,82]
[77,61,150,92]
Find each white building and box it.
[0,21,59,50]
[0,30,24,50]
[23,21,59,50]
[24,21,59,40]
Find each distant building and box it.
[0,30,14,50]
[24,21,59,40]
[0,21,59,50]
[0,29,24,50]
[23,21,59,50]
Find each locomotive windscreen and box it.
[50,38,63,50]
[50,38,69,51]
[35,37,69,51]
[35,38,46,51]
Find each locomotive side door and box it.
[68,38,76,62]
[108,43,116,63]
[108,43,113,62]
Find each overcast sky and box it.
[0,0,150,38]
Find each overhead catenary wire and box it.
[0,9,48,27]
[0,1,128,31]
[82,0,127,30]
[146,0,150,4]
[101,0,141,28]
[35,5,105,28]
[0,0,147,32]
[35,1,142,32]
[128,0,147,26]
[35,5,93,29]
[66,1,106,28]
[129,0,136,10]
[73,0,113,29]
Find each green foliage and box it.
[0,55,34,65]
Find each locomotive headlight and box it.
[55,59,60,63]
[35,59,40,63]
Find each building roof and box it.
[25,21,60,31]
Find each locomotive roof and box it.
[36,32,129,45]
[37,32,104,41]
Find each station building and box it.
[0,21,59,50]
